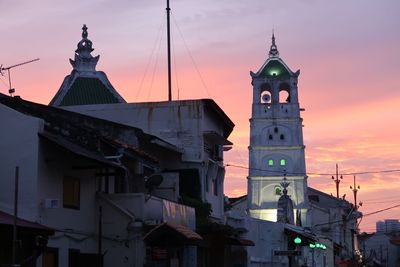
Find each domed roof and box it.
[259,58,291,78]
[250,33,298,79]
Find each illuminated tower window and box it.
[268,159,274,166]
[280,159,286,166]
[274,185,282,195]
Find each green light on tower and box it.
[294,237,302,244]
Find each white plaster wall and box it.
[64,102,205,162]
[64,102,228,220]
[0,104,42,221]
[245,219,288,267]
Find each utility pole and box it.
[331,163,343,199]
[98,205,103,267]
[166,0,172,101]
[350,175,361,266]
[12,166,19,266]
[350,175,361,209]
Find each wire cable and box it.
[171,12,212,98]
[135,13,165,101]
[226,163,400,177]
[170,14,181,100]
[147,15,165,100]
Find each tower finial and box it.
[82,24,88,39]
[269,31,279,58]
[69,24,99,72]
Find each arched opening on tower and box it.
[279,83,291,103]
[260,83,272,104]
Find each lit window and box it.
[274,185,282,195]
[280,159,286,166]
[268,159,274,166]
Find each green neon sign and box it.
[309,243,326,250]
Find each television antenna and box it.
[0,58,40,97]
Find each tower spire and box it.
[69,24,99,72]
[268,32,279,58]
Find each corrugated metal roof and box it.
[60,77,121,106]
[143,222,203,245]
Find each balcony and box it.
[102,193,196,230]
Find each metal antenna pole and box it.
[331,163,343,199]
[166,0,172,101]
[0,58,40,97]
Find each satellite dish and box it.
[145,174,163,192]
[262,94,271,103]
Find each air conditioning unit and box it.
[45,199,60,209]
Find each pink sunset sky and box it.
[1,0,399,233]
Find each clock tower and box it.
[247,34,309,225]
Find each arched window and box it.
[274,185,282,195]
[279,90,290,103]
[279,82,291,103]
[260,83,272,104]
[261,91,272,104]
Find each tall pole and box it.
[350,175,360,209]
[166,0,172,101]
[12,166,19,265]
[350,175,360,264]
[331,163,343,199]
[98,205,103,267]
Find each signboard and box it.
[274,250,302,256]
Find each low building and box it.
[359,232,400,267]
[0,93,202,267]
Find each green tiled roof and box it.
[259,59,291,78]
[60,77,120,106]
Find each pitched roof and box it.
[49,25,126,107]
[59,77,121,106]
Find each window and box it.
[268,159,274,166]
[274,185,282,195]
[280,159,286,166]
[63,177,80,209]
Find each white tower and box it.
[247,34,309,225]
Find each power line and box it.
[135,12,165,101]
[226,163,400,177]
[362,204,400,217]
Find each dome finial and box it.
[69,24,99,72]
[82,24,88,39]
[269,31,279,58]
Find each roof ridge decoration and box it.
[69,24,100,72]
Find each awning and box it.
[284,224,317,243]
[0,210,54,234]
[39,132,124,170]
[143,223,202,246]
[226,236,255,246]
